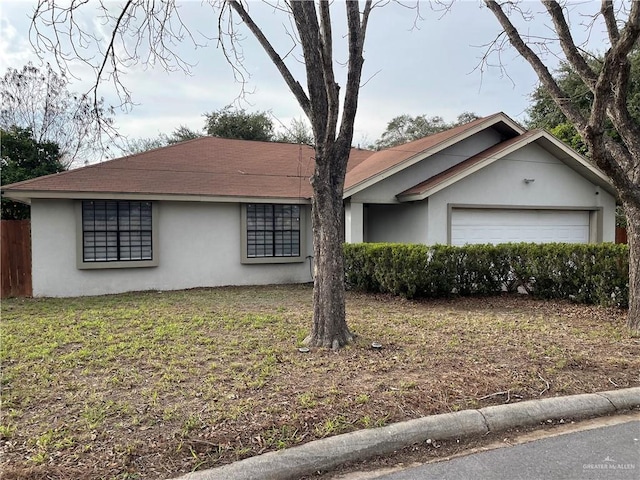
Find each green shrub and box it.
[344,243,629,308]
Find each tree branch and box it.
[318,0,338,144]
[338,0,372,149]
[484,0,638,204]
[291,0,332,143]
[227,1,311,116]
[601,0,620,44]
[95,0,135,112]
[484,1,588,131]
[542,1,598,91]
[605,0,640,166]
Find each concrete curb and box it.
[177,387,640,480]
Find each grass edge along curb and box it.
[177,387,640,480]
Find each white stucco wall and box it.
[425,143,616,244]
[31,199,314,297]
[350,128,503,204]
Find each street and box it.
[333,414,640,480]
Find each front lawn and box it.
[1,285,638,479]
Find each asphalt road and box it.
[370,420,640,480]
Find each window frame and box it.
[240,203,307,264]
[76,200,159,269]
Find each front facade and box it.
[343,114,615,247]
[3,113,617,297]
[30,199,314,297]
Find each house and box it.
[2,113,617,297]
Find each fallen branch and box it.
[538,373,550,396]
[477,390,509,401]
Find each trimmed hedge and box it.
[344,243,629,308]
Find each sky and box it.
[0,1,611,155]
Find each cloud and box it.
[0,0,611,153]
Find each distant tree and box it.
[124,125,204,154]
[126,115,311,155]
[0,62,114,166]
[374,112,480,149]
[455,111,482,125]
[1,127,65,219]
[273,117,315,144]
[204,107,273,141]
[166,125,203,144]
[124,135,168,155]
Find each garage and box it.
[450,208,591,246]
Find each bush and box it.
[344,243,629,308]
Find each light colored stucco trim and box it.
[445,203,604,245]
[75,201,160,269]
[343,113,525,198]
[399,131,616,202]
[3,190,312,205]
[240,203,308,264]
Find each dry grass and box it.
[1,284,639,479]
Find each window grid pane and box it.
[82,200,153,262]
[247,204,300,258]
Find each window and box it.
[77,200,158,269]
[241,204,306,264]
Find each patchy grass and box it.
[1,284,639,479]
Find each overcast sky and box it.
[0,1,611,153]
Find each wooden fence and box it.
[1,220,32,298]
[616,227,628,244]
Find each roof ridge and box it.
[375,112,514,153]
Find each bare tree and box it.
[483,0,640,331]
[273,117,315,145]
[0,63,114,166]
[31,0,373,348]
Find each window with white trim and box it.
[81,200,154,263]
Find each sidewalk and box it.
[176,387,640,480]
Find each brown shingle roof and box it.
[2,113,521,202]
[344,113,520,192]
[3,137,374,200]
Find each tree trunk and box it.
[623,199,640,332]
[305,148,353,349]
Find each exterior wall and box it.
[350,128,503,204]
[366,202,428,243]
[31,199,313,297]
[426,143,616,244]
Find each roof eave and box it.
[1,190,312,204]
[396,130,617,202]
[397,132,538,202]
[343,113,524,199]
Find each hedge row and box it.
[343,243,629,307]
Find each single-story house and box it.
[2,112,617,297]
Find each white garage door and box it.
[451,209,590,246]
